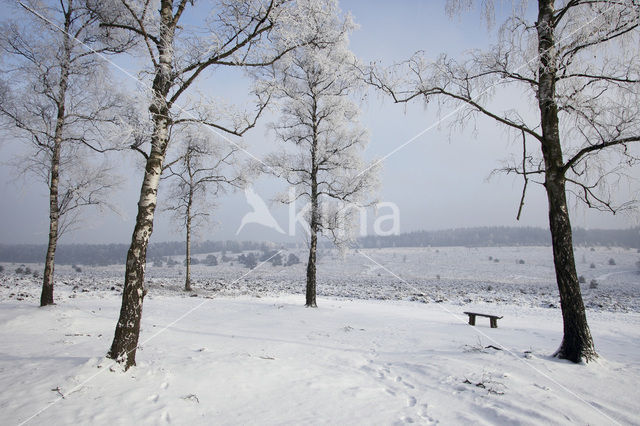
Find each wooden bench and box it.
[464,312,503,328]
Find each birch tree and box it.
[163,129,245,292]
[94,0,344,369]
[0,0,130,306]
[367,0,640,362]
[265,14,379,307]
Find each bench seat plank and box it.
[463,312,503,328]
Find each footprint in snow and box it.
[407,396,417,407]
[161,382,169,390]
[395,376,415,389]
[418,404,438,424]
[148,394,159,403]
[360,365,375,374]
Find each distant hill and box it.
[0,226,637,265]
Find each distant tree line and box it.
[1,227,637,266]
[0,240,298,266]
[359,227,640,249]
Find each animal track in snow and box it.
[362,361,431,422]
[418,403,438,424]
[395,376,416,389]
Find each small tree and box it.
[264,11,379,307]
[205,254,218,266]
[164,130,245,291]
[270,252,283,266]
[286,253,301,266]
[238,253,257,269]
[0,0,128,306]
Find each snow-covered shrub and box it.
[286,253,300,266]
[270,253,282,267]
[184,257,200,266]
[238,253,257,269]
[14,265,33,275]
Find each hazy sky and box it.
[0,1,638,245]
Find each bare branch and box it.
[516,130,529,221]
[563,136,640,173]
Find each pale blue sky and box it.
[0,1,637,245]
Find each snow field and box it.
[1,245,638,424]
[1,292,639,425]
[4,245,638,311]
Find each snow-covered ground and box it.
[1,245,639,425]
[4,245,638,311]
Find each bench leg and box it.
[468,315,476,326]
[490,318,498,328]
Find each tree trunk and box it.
[107,121,169,368]
[306,226,318,308]
[306,111,320,308]
[41,139,61,306]
[108,0,175,369]
[41,10,72,307]
[537,0,596,362]
[546,177,596,362]
[185,200,192,292]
